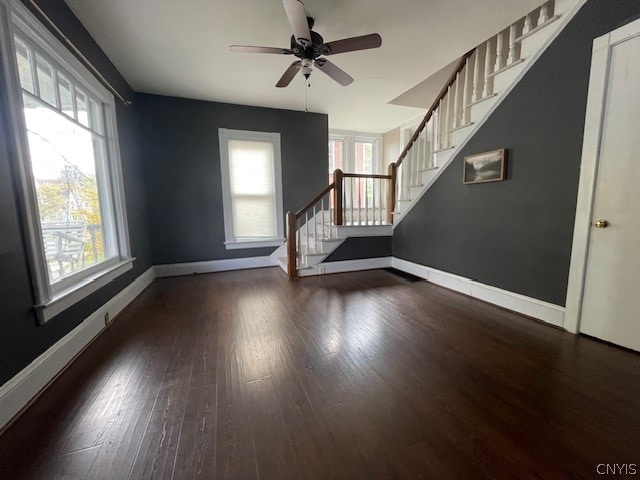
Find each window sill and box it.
[224,238,285,250]
[35,259,134,324]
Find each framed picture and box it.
[463,148,507,184]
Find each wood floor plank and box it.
[1,267,639,479]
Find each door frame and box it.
[564,18,640,333]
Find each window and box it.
[329,130,382,174]
[0,2,131,323]
[329,131,382,214]
[218,129,284,249]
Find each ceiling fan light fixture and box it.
[301,58,313,79]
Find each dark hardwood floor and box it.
[1,267,639,479]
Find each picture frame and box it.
[463,148,507,184]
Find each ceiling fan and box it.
[230,0,382,88]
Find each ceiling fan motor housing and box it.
[290,29,325,59]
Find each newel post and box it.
[286,211,298,278]
[333,169,343,226]
[387,163,397,224]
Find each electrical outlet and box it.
[104,312,110,325]
[319,266,325,274]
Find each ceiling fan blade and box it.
[314,59,353,86]
[322,33,382,55]
[282,0,311,47]
[276,61,302,88]
[230,45,293,54]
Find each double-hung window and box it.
[0,1,131,323]
[218,129,284,249]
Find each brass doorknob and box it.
[594,219,609,228]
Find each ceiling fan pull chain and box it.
[304,79,309,112]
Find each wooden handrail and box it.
[334,170,343,225]
[294,182,335,218]
[342,173,393,179]
[286,212,297,278]
[386,163,397,224]
[396,48,475,168]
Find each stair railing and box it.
[390,0,557,214]
[391,49,475,207]
[286,182,335,278]
[285,168,394,278]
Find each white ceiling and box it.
[65,0,542,133]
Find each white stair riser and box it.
[450,124,475,148]
[409,185,423,200]
[492,62,527,96]
[420,168,440,186]
[519,22,556,59]
[433,148,457,167]
[469,95,499,124]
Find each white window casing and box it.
[218,128,284,249]
[0,0,132,324]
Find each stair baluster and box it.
[539,2,549,23]
[483,39,493,97]
[462,62,471,124]
[523,12,533,34]
[507,24,518,64]
[472,49,481,102]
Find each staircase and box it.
[276,0,582,278]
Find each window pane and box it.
[35,53,57,106]
[14,36,35,94]
[75,87,89,127]
[89,98,104,134]
[22,94,111,282]
[232,196,276,238]
[58,72,74,117]
[355,141,374,173]
[228,140,276,239]
[328,139,344,173]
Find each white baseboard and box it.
[299,256,393,277]
[154,256,274,277]
[391,258,565,328]
[0,267,155,432]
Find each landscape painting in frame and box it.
[463,148,507,184]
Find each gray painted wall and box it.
[323,236,392,262]
[0,0,152,384]
[393,0,640,306]
[137,93,328,265]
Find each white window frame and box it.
[329,129,383,174]
[0,0,132,324]
[218,128,284,250]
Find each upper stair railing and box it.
[390,0,557,211]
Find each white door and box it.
[578,22,640,351]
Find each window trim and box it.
[218,128,284,250]
[0,0,131,324]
